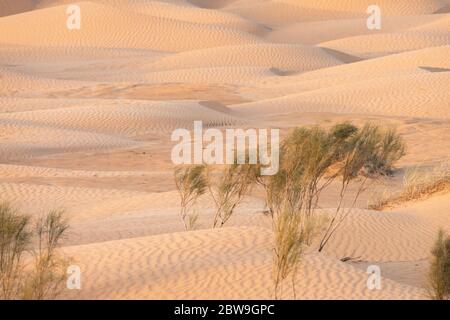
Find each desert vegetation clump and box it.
[0,203,70,300]
[174,165,207,230]
[207,162,257,228]
[369,163,450,210]
[175,161,257,229]
[252,122,405,297]
[172,122,406,298]
[428,229,450,300]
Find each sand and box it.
[0,0,449,300]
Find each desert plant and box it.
[366,127,406,176]
[272,207,306,299]
[174,165,207,230]
[207,162,257,228]
[0,205,70,300]
[22,210,70,300]
[0,203,31,300]
[318,124,405,251]
[256,124,354,298]
[428,229,450,300]
[368,163,450,210]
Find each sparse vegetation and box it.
[174,165,207,231]
[172,122,406,299]
[318,124,405,251]
[428,229,450,300]
[369,163,450,210]
[0,203,70,300]
[207,163,256,228]
[0,203,31,300]
[22,210,69,300]
[251,122,405,297]
[174,162,256,229]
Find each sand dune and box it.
[266,15,444,45]
[244,45,450,99]
[0,2,261,51]
[232,72,450,119]
[148,43,343,73]
[0,0,448,301]
[320,14,450,57]
[225,0,448,25]
[0,99,239,135]
[61,227,426,300]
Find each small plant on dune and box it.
[251,122,405,297]
[369,162,450,210]
[22,210,70,300]
[427,229,450,300]
[256,124,351,298]
[207,161,257,228]
[318,124,406,251]
[0,204,70,300]
[174,161,256,230]
[272,207,307,300]
[365,127,406,176]
[0,203,31,300]
[403,163,450,200]
[174,165,208,231]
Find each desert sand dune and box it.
[243,45,450,99]
[225,0,448,25]
[266,15,444,45]
[0,99,240,136]
[0,2,261,51]
[232,72,450,119]
[148,43,343,73]
[60,227,426,300]
[0,0,448,301]
[320,14,450,57]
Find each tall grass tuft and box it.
[252,122,405,297]
[0,203,31,300]
[318,124,406,251]
[22,210,70,300]
[428,229,450,300]
[0,204,70,300]
[207,162,257,228]
[174,165,207,230]
[369,163,450,210]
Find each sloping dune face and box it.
[224,0,449,25]
[0,0,449,300]
[0,2,260,51]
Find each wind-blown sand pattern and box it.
[0,0,449,300]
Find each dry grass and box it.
[427,229,450,300]
[0,203,31,300]
[174,165,207,231]
[207,163,256,228]
[0,204,70,300]
[369,163,450,210]
[253,122,405,296]
[171,122,405,298]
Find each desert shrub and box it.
[366,128,406,176]
[22,210,69,300]
[0,203,31,300]
[428,229,450,300]
[174,165,207,230]
[249,122,405,296]
[207,162,257,228]
[174,161,257,229]
[318,124,405,251]
[403,164,450,200]
[256,124,355,298]
[272,207,306,299]
[369,163,450,210]
[0,204,69,300]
